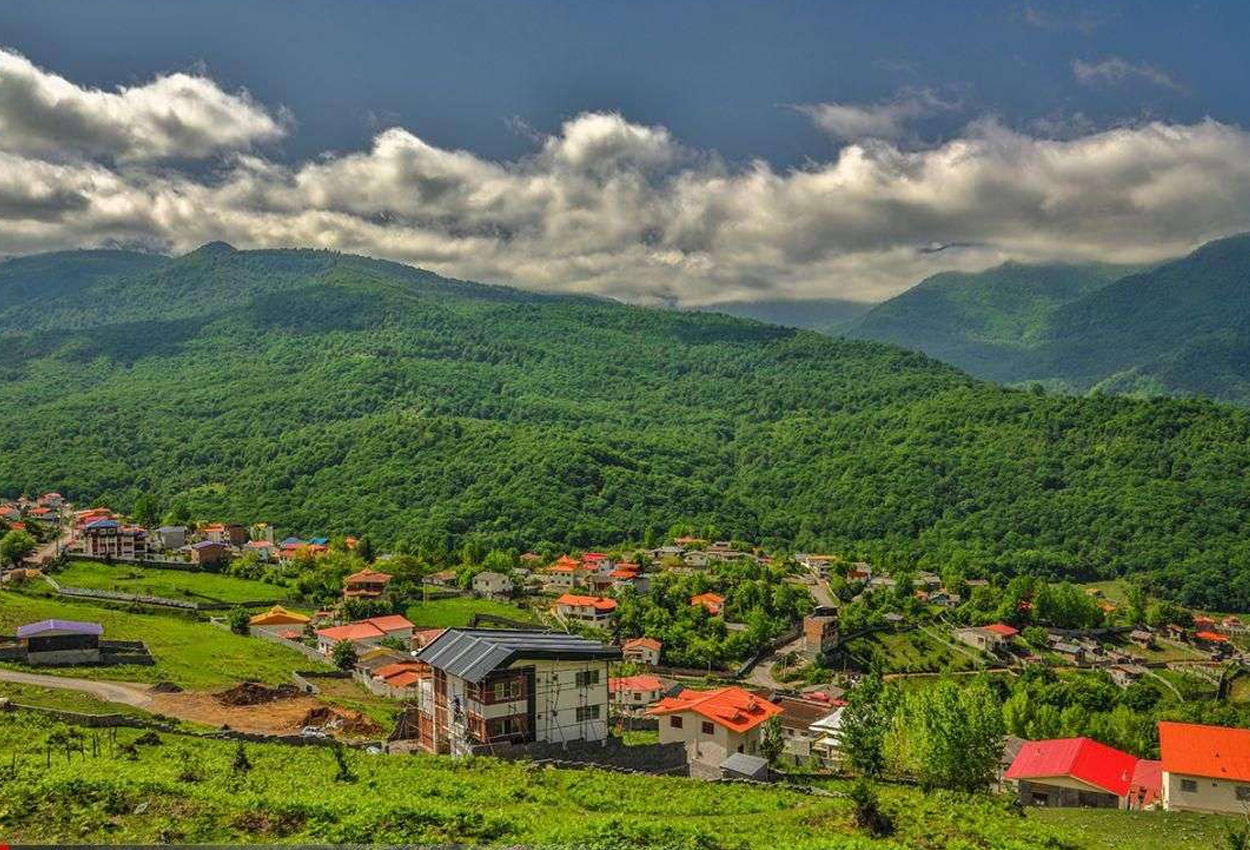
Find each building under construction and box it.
[412,629,621,756]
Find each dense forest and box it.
[5,244,1250,608]
[844,233,1250,405]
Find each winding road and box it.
[0,668,154,708]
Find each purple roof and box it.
[191,540,224,549]
[16,619,104,639]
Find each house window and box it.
[1237,786,1250,802]
[575,670,601,687]
[670,716,683,729]
[701,721,715,735]
[1181,779,1199,793]
[492,679,521,701]
[576,704,601,722]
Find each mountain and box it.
[845,235,1250,404]
[694,298,873,333]
[4,246,1250,608]
[843,261,1137,383]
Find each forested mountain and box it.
[845,234,1250,404]
[5,245,1250,608]
[694,297,873,334]
[843,262,1135,382]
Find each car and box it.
[299,726,328,738]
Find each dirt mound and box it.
[299,706,385,738]
[214,682,299,707]
[149,681,183,694]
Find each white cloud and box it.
[794,90,955,142]
[1073,56,1184,93]
[0,48,285,161]
[3,51,1250,306]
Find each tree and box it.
[331,639,358,671]
[840,672,895,778]
[354,536,375,563]
[902,679,1005,792]
[164,498,192,527]
[226,607,250,636]
[0,529,37,567]
[133,493,160,530]
[849,778,894,838]
[759,715,784,764]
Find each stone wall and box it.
[480,736,689,775]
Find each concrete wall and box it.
[1163,770,1250,814]
[657,711,760,770]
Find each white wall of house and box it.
[657,712,760,768]
[1163,770,1250,814]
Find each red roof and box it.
[690,592,725,611]
[608,568,640,579]
[317,622,384,642]
[624,637,662,651]
[345,568,392,584]
[386,671,424,689]
[554,594,617,612]
[363,614,414,633]
[1195,631,1229,642]
[582,552,607,562]
[648,686,782,734]
[609,675,665,693]
[1131,759,1163,807]
[983,623,1019,637]
[1159,722,1250,782]
[1005,738,1138,797]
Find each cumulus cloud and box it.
[4,52,1250,306]
[0,48,285,161]
[794,89,955,142]
[1073,56,1184,93]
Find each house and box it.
[649,686,782,778]
[543,557,582,590]
[1109,664,1148,688]
[80,519,149,560]
[955,623,1018,653]
[15,619,103,664]
[803,607,839,660]
[809,705,848,768]
[580,553,613,575]
[609,568,649,593]
[772,695,837,765]
[1159,721,1250,814]
[1194,630,1232,656]
[315,614,414,655]
[370,661,429,699]
[154,525,187,551]
[622,636,662,666]
[243,539,277,561]
[472,571,514,599]
[200,522,247,547]
[425,570,458,588]
[412,628,620,755]
[553,594,617,627]
[1051,642,1085,663]
[37,492,65,509]
[682,551,712,568]
[690,592,725,616]
[343,567,392,599]
[1128,629,1154,649]
[248,606,311,634]
[190,540,229,566]
[609,674,666,710]
[1222,616,1249,636]
[1006,737,1147,808]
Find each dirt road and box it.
[0,668,154,707]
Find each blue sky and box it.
[2,0,1250,304]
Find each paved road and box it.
[0,668,154,708]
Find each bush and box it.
[849,779,893,838]
[227,606,250,636]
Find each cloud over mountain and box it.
[3,48,1250,305]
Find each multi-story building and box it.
[649,686,782,777]
[413,628,620,756]
[80,519,149,559]
[553,594,617,626]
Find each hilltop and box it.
[4,246,1250,607]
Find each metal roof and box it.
[16,619,103,639]
[415,628,620,682]
[719,752,770,778]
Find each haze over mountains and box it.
[4,244,1250,607]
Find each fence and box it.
[252,626,331,665]
[44,573,283,612]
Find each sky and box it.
[2,0,1250,305]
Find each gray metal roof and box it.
[415,629,621,681]
[719,752,770,777]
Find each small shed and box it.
[719,752,771,781]
[16,619,103,664]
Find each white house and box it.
[553,594,617,627]
[622,636,662,666]
[315,614,414,655]
[1159,721,1250,814]
[609,674,666,710]
[472,570,514,598]
[648,686,782,778]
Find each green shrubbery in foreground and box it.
[0,712,1234,848]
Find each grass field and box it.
[405,595,537,628]
[847,628,982,674]
[0,709,1236,848]
[0,681,150,716]
[54,560,292,606]
[0,590,315,689]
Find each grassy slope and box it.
[404,596,537,628]
[0,710,1235,848]
[0,589,314,689]
[55,560,292,605]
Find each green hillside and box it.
[5,246,1250,608]
[844,261,1135,383]
[846,234,1250,404]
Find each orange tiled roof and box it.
[248,606,310,626]
[648,686,781,733]
[345,568,392,584]
[624,637,662,651]
[317,622,384,642]
[555,593,617,612]
[363,614,414,633]
[1159,721,1250,782]
[610,674,665,693]
[690,592,725,611]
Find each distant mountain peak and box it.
[189,241,238,256]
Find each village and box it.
[4,491,1250,824]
